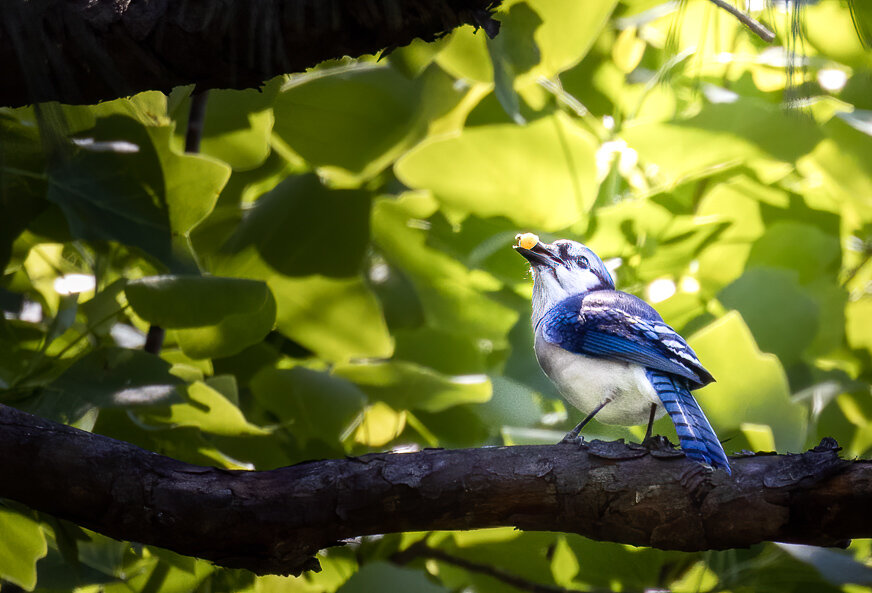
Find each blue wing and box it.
[646,369,730,474]
[538,290,714,388]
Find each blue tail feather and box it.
[646,369,731,475]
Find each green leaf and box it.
[846,298,872,354]
[114,548,214,593]
[251,366,367,444]
[175,295,276,360]
[487,3,543,123]
[477,376,543,429]
[0,507,47,591]
[173,298,276,359]
[395,113,598,230]
[778,544,872,586]
[336,562,449,593]
[80,278,127,337]
[435,25,493,83]
[689,312,806,452]
[210,242,393,361]
[30,347,184,423]
[801,114,872,217]
[333,360,491,413]
[393,327,488,375]
[126,275,274,328]
[272,274,394,361]
[551,538,579,587]
[746,222,840,285]
[622,101,823,187]
[221,174,371,278]
[372,194,518,342]
[46,115,229,272]
[273,66,425,182]
[173,83,278,171]
[152,126,230,238]
[527,0,618,74]
[139,381,269,436]
[718,268,819,366]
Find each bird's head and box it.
[514,233,615,322]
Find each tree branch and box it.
[0,404,869,576]
[0,0,502,109]
[707,0,775,42]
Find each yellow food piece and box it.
[517,233,539,250]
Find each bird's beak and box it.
[513,234,560,268]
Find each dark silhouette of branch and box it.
[0,404,869,576]
[0,0,501,108]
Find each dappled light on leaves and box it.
[1,0,872,591]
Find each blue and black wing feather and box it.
[539,291,714,388]
[646,369,730,474]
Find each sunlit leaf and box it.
[395,113,598,230]
[0,508,46,591]
[690,313,806,452]
[622,101,822,188]
[139,380,269,436]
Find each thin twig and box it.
[707,0,775,42]
[392,542,599,593]
[842,249,872,288]
[184,89,210,154]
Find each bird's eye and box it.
[579,256,589,268]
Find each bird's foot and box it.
[641,434,673,450]
[560,433,587,447]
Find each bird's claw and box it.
[641,434,672,450]
[560,433,586,447]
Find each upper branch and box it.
[0,404,869,576]
[0,0,502,108]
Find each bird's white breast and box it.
[534,333,665,426]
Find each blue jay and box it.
[514,234,730,474]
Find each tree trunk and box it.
[1,404,869,576]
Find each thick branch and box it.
[0,404,870,576]
[0,0,501,108]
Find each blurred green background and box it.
[2,0,872,591]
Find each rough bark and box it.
[0,0,501,109]
[0,404,870,576]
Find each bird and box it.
[514,233,730,474]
